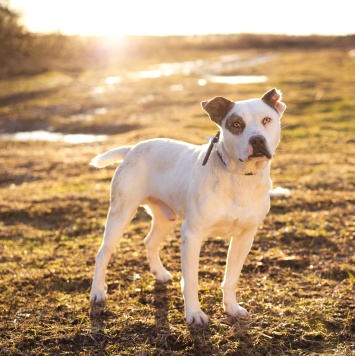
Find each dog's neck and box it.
[202,131,270,175]
[215,140,270,176]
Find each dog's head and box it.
[201,88,286,164]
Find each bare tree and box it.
[0,0,27,49]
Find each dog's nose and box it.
[249,135,272,159]
[249,135,266,148]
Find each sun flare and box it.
[15,0,199,37]
[11,0,355,36]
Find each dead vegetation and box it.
[0,26,354,355]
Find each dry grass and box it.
[0,43,354,355]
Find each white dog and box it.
[90,88,286,325]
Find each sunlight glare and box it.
[11,0,355,36]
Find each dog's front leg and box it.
[180,221,208,325]
[222,227,256,320]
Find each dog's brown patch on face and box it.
[225,114,246,135]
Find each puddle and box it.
[128,54,273,80]
[105,76,122,85]
[0,131,107,144]
[127,59,204,80]
[91,86,105,95]
[204,75,267,85]
[70,113,94,122]
[198,79,208,86]
[170,84,184,91]
[138,95,155,104]
[70,107,108,122]
[93,107,108,115]
[98,54,274,92]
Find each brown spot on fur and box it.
[225,114,246,135]
[201,96,235,125]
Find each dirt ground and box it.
[0,45,354,355]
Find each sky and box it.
[10,0,355,37]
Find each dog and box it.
[89,88,286,325]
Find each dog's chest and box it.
[201,176,270,237]
[209,202,263,237]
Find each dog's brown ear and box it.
[262,88,286,115]
[201,97,235,125]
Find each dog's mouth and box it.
[248,148,273,160]
[239,150,273,163]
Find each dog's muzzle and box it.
[248,135,272,159]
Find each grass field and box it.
[0,42,354,355]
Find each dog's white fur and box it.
[90,89,286,325]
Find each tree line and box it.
[1,0,353,78]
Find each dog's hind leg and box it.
[90,190,140,304]
[144,200,177,283]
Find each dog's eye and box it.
[227,116,245,135]
[262,117,272,125]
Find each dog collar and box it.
[216,148,255,175]
[202,131,256,175]
[202,131,220,166]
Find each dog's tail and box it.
[90,146,133,168]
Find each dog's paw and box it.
[186,310,209,326]
[225,303,249,322]
[90,283,108,304]
[152,268,172,283]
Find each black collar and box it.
[216,149,255,175]
[202,131,220,166]
[202,131,256,175]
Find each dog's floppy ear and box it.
[262,88,286,115]
[201,97,235,125]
